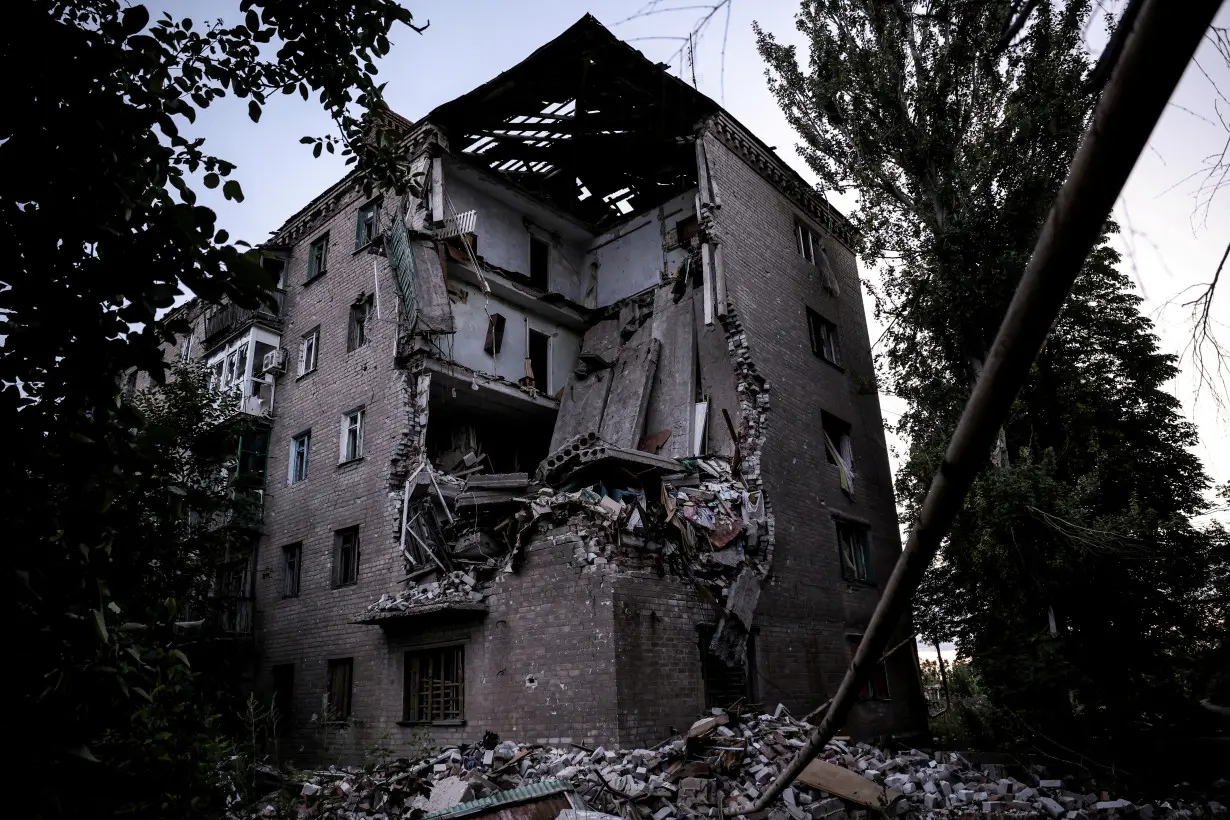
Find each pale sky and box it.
[179,0,1229,516]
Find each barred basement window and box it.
[403,646,465,723]
[326,658,353,720]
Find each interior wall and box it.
[583,190,697,308]
[446,280,581,395]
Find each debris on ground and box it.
[236,708,1226,820]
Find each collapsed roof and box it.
[426,14,719,231]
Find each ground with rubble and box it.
[239,709,1227,820]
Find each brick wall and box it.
[701,131,927,736]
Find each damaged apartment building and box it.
[160,15,927,755]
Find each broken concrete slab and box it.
[413,242,456,334]
[424,776,474,812]
[796,760,904,811]
[645,285,697,459]
[599,323,661,449]
[709,565,760,665]
[549,370,613,452]
[580,318,621,367]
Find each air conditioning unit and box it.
[261,348,287,375]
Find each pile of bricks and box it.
[364,571,484,615]
[242,709,1223,820]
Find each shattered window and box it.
[529,235,550,290]
[326,658,353,721]
[355,199,381,249]
[835,519,872,583]
[333,526,359,588]
[307,233,329,282]
[289,430,310,484]
[340,408,364,463]
[348,295,372,351]
[281,542,301,598]
[806,307,841,366]
[403,646,465,723]
[697,625,754,710]
[299,327,319,376]
[796,220,820,264]
[822,411,854,495]
[846,634,890,700]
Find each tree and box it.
[1,1,422,815]
[757,0,1230,767]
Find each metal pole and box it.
[739,0,1223,812]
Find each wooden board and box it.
[796,760,903,810]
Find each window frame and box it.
[846,634,891,700]
[332,526,360,588]
[306,233,329,283]
[796,220,820,264]
[402,645,466,725]
[281,542,302,598]
[355,199,381,250]
[806,307,842,367]
[348,295,373,352]
[326,658,354,721]
[340,407,365,464]
[834,516,873,584]
[289,430,311,484]
[298,327,319,377]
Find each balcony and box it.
[216,595,254,636]
[204,290,285,347]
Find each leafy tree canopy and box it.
[758,0,1229,768]
[1,0,420,814]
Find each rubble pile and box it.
[241,710,1224,820]
[364,571,484,616]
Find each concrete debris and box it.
[363,570,485,617]
[239,709,1219,820]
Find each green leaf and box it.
[121,5,150,35]
[214,229,229,244]
[222,180,244,202]
[313,141,322,159]
[245,9,259,31]
[64,744,100,763]
[248,100,261,123]
[299,136,315,144]
[169,649,192,669]
[203,172,219,189]
[92,609,108,644]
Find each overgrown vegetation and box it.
[1,1,421,815]
[758,0,1229,773]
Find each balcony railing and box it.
[204,291,285,346]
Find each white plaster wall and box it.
[447,282,581,395]
[443,169,589,303]
[584,190,696,308]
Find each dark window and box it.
[326,658,353,720]
[846,635,890,700]
[529,236,549,290]
[262,255,287,289]
[281,542,301,598]
[355,200,380,249]
[403,646,465,723]
[484,313,506,356]
[333,526,359,588]
[697,625,755,710]
[836,518,872,583]
[348,295,372,351]
[822,410,854,495]
[340,408,364,463]
[796,220,819,264]
[676,215,701,245]
[806,307,842,366]
[528,329,549,392]
[307,234,329,282]
[289,431,311,484]
[271,663,294,732]
[237,429,270,486]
